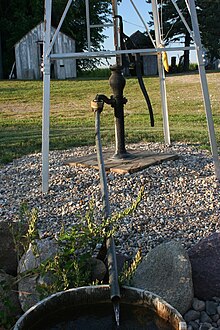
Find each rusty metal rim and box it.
[14,285,187,330]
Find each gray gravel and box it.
[1,142,220,329]
[184,297,220,329]
[1,142,219,258]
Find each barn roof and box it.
[129,30,154,49]
[15,21,75,46]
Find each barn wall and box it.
[53,31,76,79]
[15,24,44,79]
[143,55,158,76]
[15,23,76,80]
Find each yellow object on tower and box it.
[162,51,169,72]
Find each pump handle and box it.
[122,32,155,127]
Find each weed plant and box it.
[37,187,143,297]
[0,188,143,328]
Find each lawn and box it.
[0,71,219,164]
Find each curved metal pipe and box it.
[135,54,155,127]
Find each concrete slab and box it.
[65,149,179,174]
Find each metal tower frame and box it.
[42,0,220,193]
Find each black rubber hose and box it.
[135,54,154,127]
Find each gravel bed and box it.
[185,297,220,330]
[1,142,220,328]
[1,142,219,258]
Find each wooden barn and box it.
[15,22,77,80]
[129,30,158,76]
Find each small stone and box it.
[116,253,131,275]
[90,258,107,282]
[211,314,219,322]
[205,301,218,315]
[199,323,213,330]
[217,306,220,315]
[193,298,206,311]
[200,311,212,323]
[184,310,201,322]
[189,320,200,329]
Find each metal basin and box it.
[14,285,187,330]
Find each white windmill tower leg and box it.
[187,0,220,179]
[42,0,52,193]
[152,0,171,145]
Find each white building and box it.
[15,22,77,80]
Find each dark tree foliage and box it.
[196,0,220,62]
[0,0,43,78]
[51,0,113,71]
[146,0,220,71]
[0,0,114,78]
[146,0,192,71]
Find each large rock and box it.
[188,232,220,300]
[18,238,59,311]
[0,270,22,321]
[0,220,28,275]
[17,238,107,311]
[90,258,107,282]
[132,240,194,315]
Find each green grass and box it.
[0,71,220,164]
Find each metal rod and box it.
[112,0,119,48]
[170,0,194,40]
[112,0,121,66]
[152,0,170,145]
[187,0,220,179]
[95,110,110,219]
[90,23,114,28]
[85,0,91,51]
[49,46,195,60]
[129,0,156,48]
[106,236,121,300]
[46,0,73,58]
[94,108,120,325]
[42,0,52,193]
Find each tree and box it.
[51,0,113,70]
[196,0,220,62]
[0,33,3,79]
[0,0,44,78]
[146,0,192,71]
[146,0,220,71]
[0,0,114,78]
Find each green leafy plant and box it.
[10,203,39,263]
[37,186,144,298]
[1,188,144,327]
[119,249,142,286]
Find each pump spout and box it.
[106,236,121,326]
